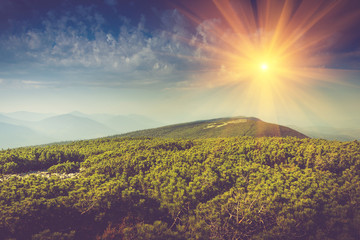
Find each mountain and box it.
[31,114,115,141]
[70,111,162,133]
[0,114,26,126]
[120,117,308,139]
[0,111,163,148]
[100,114,162,133]
[290,126,360,141]
[4,111,54,122]
[0,122,52,149]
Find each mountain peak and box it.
[120,116,308,139]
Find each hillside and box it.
[121,117,308,139]
[0,137,359,239]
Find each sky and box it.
[0,0,360,127]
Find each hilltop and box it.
[120,116,308,139]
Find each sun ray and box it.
[172,0,360,123]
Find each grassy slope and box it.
[120,117,308,139]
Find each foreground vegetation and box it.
[0,137,359,239]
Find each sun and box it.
[260,63,269,71]
[175,0,359,122]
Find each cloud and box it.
[21,80,44,88]
[26,31,42,49]
[104,0,117,7]
[328,48,360,70]
[11,80,59,89]
[22,80,44,85]
[0,6,218,89]
[0,78,58,89]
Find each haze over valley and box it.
[0,111,162,148]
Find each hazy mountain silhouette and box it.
[290,125,360,141]
[0,122,52,149]
[31,114,114,140]
[0,111,162,148]
[4,111,54,122]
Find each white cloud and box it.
[36,15,158,72]
[0,7,218,88]
[18,80,60,89]
[196,19,222,45]
[22,80,42,85]
[26,31,42,49]
[0,78,58,89]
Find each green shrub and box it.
[47,161,79,174]
[32,229,76,240]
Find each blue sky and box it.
[0,0,360,127]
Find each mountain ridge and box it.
[120,116,308,139]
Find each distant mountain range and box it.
[289,125,360,142]
[0,112,162,149]
[120,117,309,139]
[0,122,53,148]
[1,112,358,149]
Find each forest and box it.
[0,136,359,239]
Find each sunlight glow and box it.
[260,63,268,71]
[175,0,360,123]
